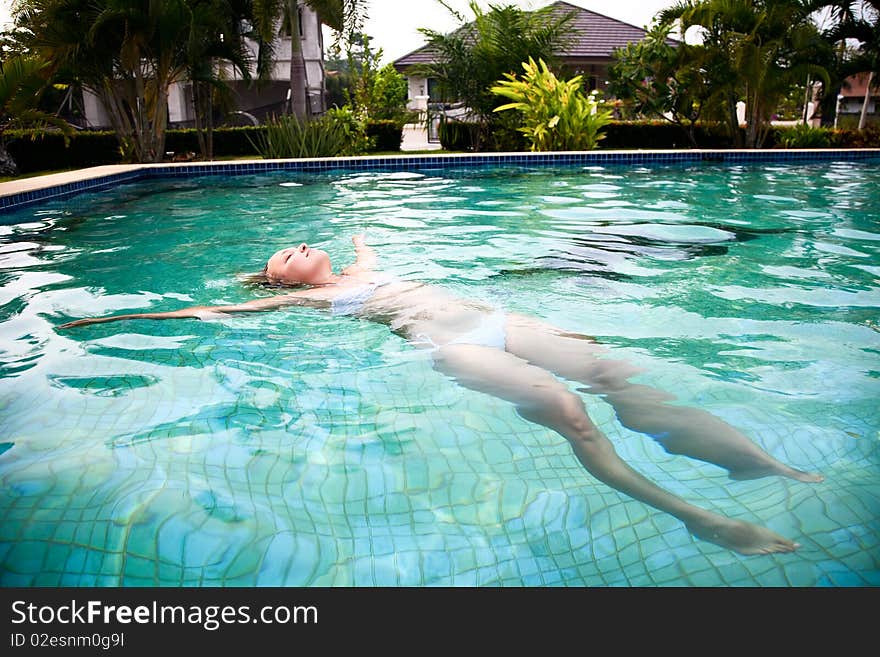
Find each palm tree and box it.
[820,1,880,129]
[17,0,302,162]
[295,0,364,118]
[16,0,362,165]
[608,21,711,147]
[0,54,74,175]
[251,0,357,119]
[19,0,193,162]
[184,0,256,159]
[661,0,830,148]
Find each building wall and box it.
[406,76,430,113]
[839,97,877,116]
[210,2,327,117]
[82,89,111,129]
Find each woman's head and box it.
[265,243,333,285]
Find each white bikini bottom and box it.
[414,312,507,351]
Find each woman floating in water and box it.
[60,234,823,555]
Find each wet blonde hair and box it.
[238,266,308,289]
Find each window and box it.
[427,78,441,102]
[280,7,304,38]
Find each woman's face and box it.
[265,243,332,284]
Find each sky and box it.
[1,0,675,63]
[361,1,675,63]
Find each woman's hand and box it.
[347,233,376,273]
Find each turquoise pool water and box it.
[0,161,878,586]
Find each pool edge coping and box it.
[3,148,880,215]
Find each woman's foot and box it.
[729,462,824,484]
[686,517,800,555]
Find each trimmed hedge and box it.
[165,126,266,157]
[438,120,479,151]
[5,120,878,175]
[365,120,403,152]
[440,119,734,151]
[4,120,405,174]
[4,127,266,173]
[440,119,880,151]
[600,121,734,149]
[5,129,122,172]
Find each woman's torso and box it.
[290,272,502,348]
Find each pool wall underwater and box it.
[2,149,880,217]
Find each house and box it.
[82,1,328,129]
[836,73,879,128]
[392,1,660,114]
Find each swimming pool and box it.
[1,158,878,586]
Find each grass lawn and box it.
[0,168,81,183]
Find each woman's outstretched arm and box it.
[58,294,306,329]
[342,233,377,274]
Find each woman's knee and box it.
[522,391,598,440]
[583,360,643,392]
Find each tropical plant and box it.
[250,105,373,158]
[414,1,574,148]
[492,57,613,152]
[608,22,710,147]
[776,122,834,146]
[18,0,198,162]
[438,119,480,151]
[251,113,346,157]
[343,34,412,124]
[324,105,373,153]
[660,0,831,148]
[820,1,880,129]
[0,54,74,175]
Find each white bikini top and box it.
[330,272,396,316]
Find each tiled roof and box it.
[393,1,658,69]
[840,73,878,98]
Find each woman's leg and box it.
[503,314,822,483]
[431,343,800,555]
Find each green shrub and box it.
[774,123,834,148]
[165,127,263,157]
[439,119,480,151]
[484,113,529,152]
[484,125,528,152]
[492,57,612,151]
[325,106,374,155]
[366,120,403,151]
[5,129,122,172]
[600,121,732,149]
[829,126,880,148]
[250,114,350,159]
[251,110,402,159]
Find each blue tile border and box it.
[1,149,879,216]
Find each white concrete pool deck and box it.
[0,122,438,200]
[0,164,144,197]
